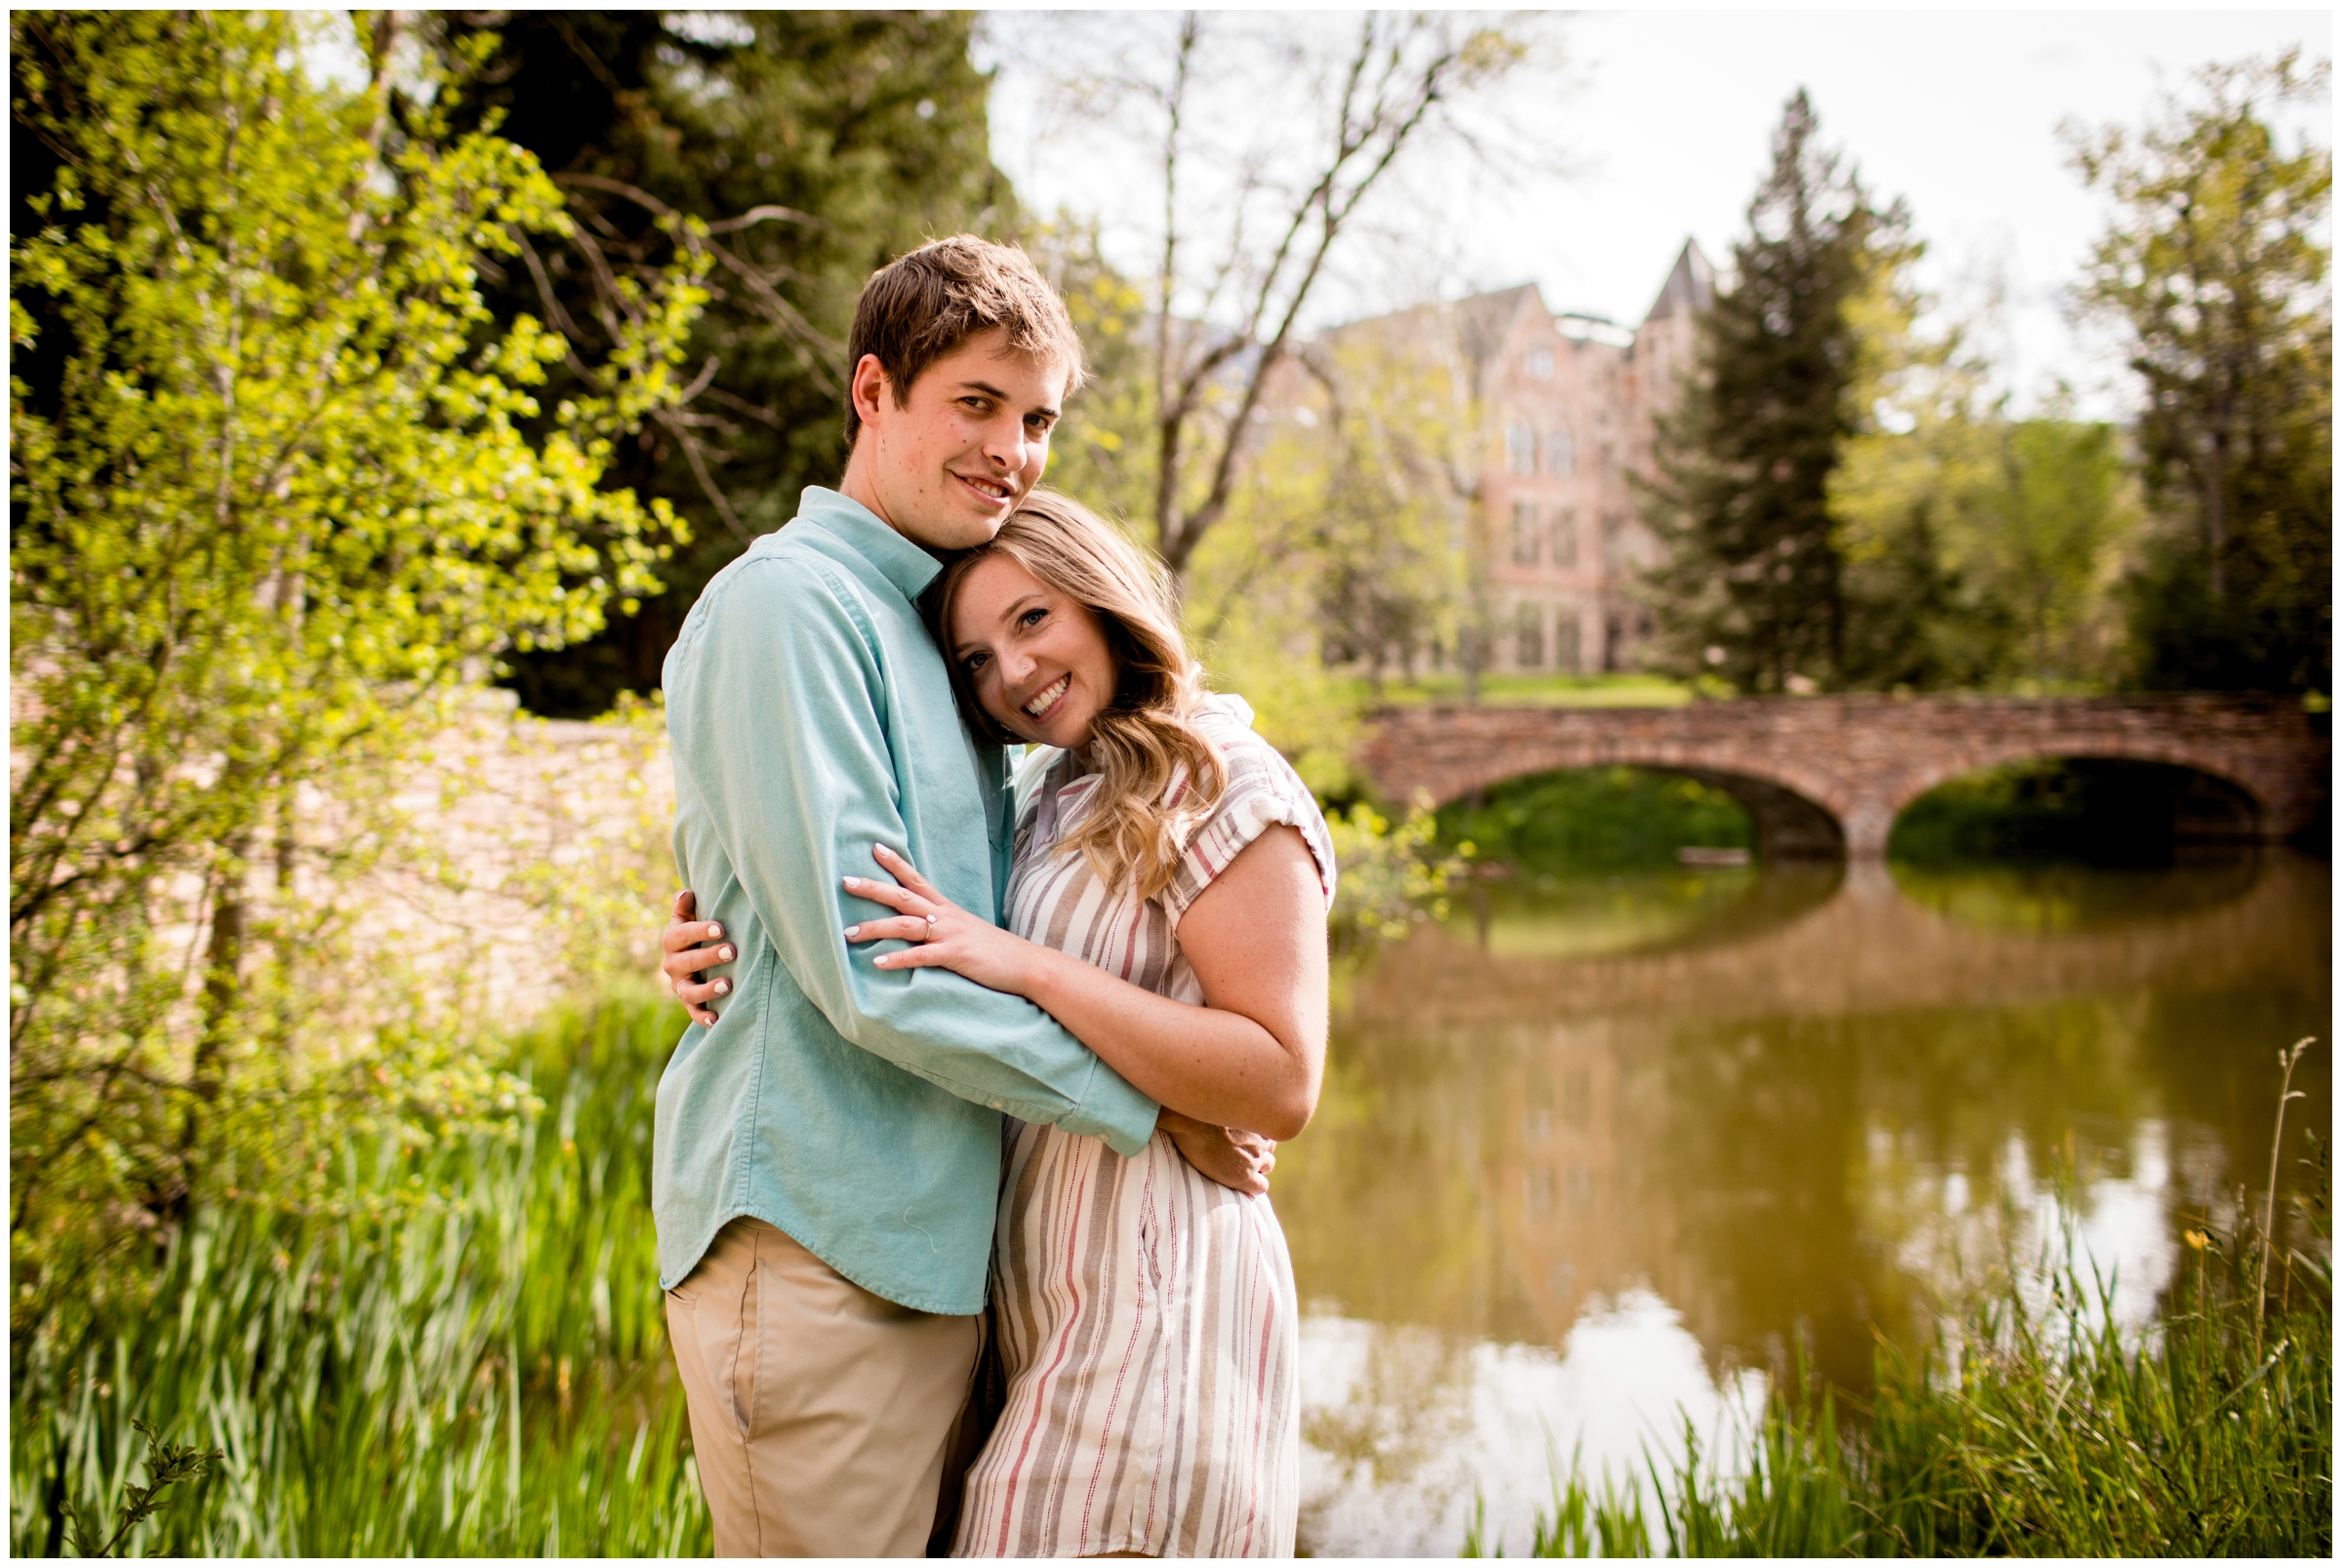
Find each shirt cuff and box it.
[1054,1055,1159,1157]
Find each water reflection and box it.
[1280,854,2330,1556]
[1452,861,1842,961]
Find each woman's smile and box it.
[1020,673,1072,722]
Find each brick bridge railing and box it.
[1355,694,2330,859]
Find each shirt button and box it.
[990,1101,1003,1110]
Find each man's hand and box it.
[663,890,734,1027]
[1158,1108,1275,1197]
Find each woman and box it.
[665,488,1332,1557]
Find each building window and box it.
[1511,500,1540,566]
[1555,609,1581,672]
[1551,506,1578,570]
[1514,601,1544,669]
[1546,425,1575,477]
[1505,422,1535,476]
[1526,347,1554,381]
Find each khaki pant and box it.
[666,1217,981,1557]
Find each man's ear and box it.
[850,352,892,431]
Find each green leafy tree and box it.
[1639,90,1908,694]
[1029,216,1157,528]
[1835,414,2140,693]
[2068,50,2332,694]
[1825,229,2003,690]
[1994,417,2140,687]
[1171,318,1475,795]
[1306,339,1474,688]
[429,11,1011,715]
[8,11,701,1312]
[1830,252,2140,692]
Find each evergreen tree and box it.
[2070,51,2331,695]
[432,13,1010,714]
[1639,91,1903,694]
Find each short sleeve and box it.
[1160,696,1338,923]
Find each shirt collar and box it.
[792,486,944,600]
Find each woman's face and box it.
[948,552,1119,750]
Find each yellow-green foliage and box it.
[2070,50,2331,695]
[1326,800,1472,940]
[1829,243,2141,693]
[9,11,706,1326]
[1183,317,1476,794]
[1034,218,1158,531]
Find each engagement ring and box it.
[925,914,939,940]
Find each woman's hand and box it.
[1157,1109,1276,1197]
[844,845,1045,996]
[662,890,733,1027]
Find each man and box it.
[655,236,1263,1556]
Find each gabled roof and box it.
[1643,240,1715,324]
[1454,284,1542,377]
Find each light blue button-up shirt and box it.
[654,488,1160,1313]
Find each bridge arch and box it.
[1355,696,2328,862]
[1880,744,2271,847]
[1374,729,1862,862]
[1439,751,1852,861]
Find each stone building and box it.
[1459,241,1713,674]
[1312,240,1714,676]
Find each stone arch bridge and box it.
[1356,695,2329,859]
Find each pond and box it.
[1276,852,2332,1556]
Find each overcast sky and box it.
[984,9,2332,421]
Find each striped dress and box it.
[951,695,1336,1559]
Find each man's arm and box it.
[673,558,1158,1155]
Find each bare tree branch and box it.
[705,203,820,234]
[659,411,755,545]
[1151,15,1505,576]
[676,354,722,405]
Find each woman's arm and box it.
[655,888,1284,1193]
[845,833,1327,1141]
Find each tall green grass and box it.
[10,990,709,1557]
[1464,1131,2332,1557]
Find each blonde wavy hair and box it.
[929,488,1228,901]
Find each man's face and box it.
[849,329,1068,553]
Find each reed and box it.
[9,990,709,1558]
[1467,1088,2331,1556]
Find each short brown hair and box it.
[843,235,1086,446]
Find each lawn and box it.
[1346,671,1698,709]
